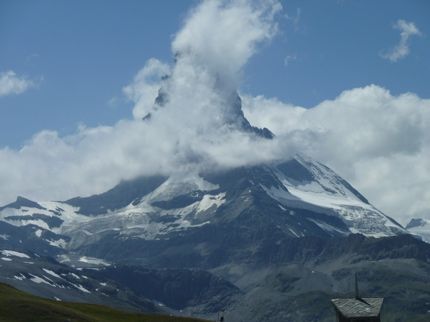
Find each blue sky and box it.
[0,0,192,147]
[1,0,428,148]
[0,0,429,223]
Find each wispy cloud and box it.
[285,7,301,31]
[284,54,297,66]
[0,70,36,97]
[381,19,421,62]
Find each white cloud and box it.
[381,19,421,62]
[0,0,284,204]
[123,58,170,119]
[4,83,429,226]
[0,70,35,97]
[0,1,428,228]
[243,85,430,224]
[171,0,281,90]
[284,54,297,66]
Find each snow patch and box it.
[197,193,226,213]
[288,228,300,237]
[71,283,91,293]
[78,256,110,266]
[43,268,62,279]
[14,274,26,281]
[68,273,81,279]
[29,274,52,285]
[57,254,70,263]
[47,239,67,248]
[1,250,30,259]
[146,174,218,203]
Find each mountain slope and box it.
[0,155,417,322]
[0,247,161,313]
[0,282,208,322]
[0,156,406,257]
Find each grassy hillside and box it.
[0,282,209,322]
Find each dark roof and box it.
[331,297,384,318]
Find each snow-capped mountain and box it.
[2,156,429,322]
[0,155,406,257]
[406,218,430,243]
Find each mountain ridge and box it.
[0,155,407,256]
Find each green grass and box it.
[0,282,209,322]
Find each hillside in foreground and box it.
[0,282,208,322]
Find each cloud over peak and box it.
[244,84,430,224]
[1,0,283,205]
[127,0,282,122]
[0,1,429,226]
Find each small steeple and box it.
[355,273,359,299]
